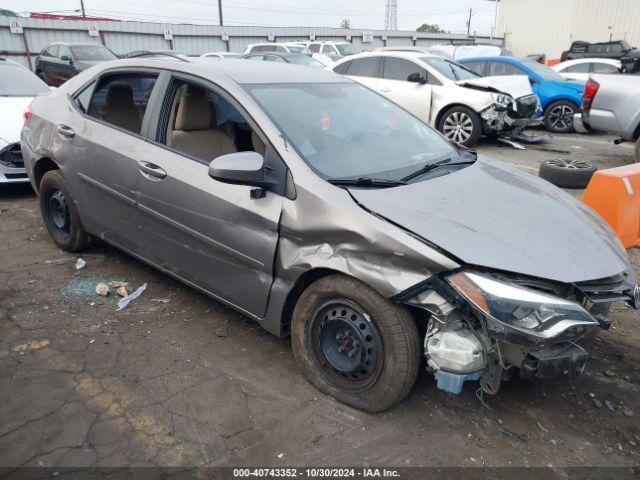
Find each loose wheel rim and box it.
[547,158,593,170]
[46,188,71,240]
[442,111,474,144]
[548,104,575,130]
[310,299,384,391]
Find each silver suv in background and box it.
[575,74,640,161]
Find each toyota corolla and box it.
[21,58,638,412]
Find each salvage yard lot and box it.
[1,132,639,470]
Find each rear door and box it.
[42,46,60,86]
[63,68,162,253]
[134,73,284,317]
[377,56,432,122]
[343,56,381,91]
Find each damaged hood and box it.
[0,96,33,144]
[458,75,534,99]
[350,157,630,284]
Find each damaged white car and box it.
[329,51,542,147]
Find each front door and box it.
[377,56,432,123]
[134,76,283,317]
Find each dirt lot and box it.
[1,132,639,475]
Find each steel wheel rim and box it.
[442,112,474,143]
[547,158,592,170]
[548,104,575,130]
[46,189,71,240]
[310,299,384,391]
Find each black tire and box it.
[544,100,578,133]
[634,138,640,163]
[539,158,597,189]
[437,106,482,147]
[291,274,420,412]
[39,170,92,251]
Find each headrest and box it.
[175,91,213,131]
[105,83,134,107]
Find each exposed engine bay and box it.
[407,270,638,395]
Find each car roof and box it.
[458,56,531,63]
[95,57,346,84]
[47,42,107,47]
[245,52,307,58]
[556,57,621,65]
[340,51,441,60]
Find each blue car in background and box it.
[458,57,585,133]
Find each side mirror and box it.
[209,151,265,185]
[61,55,72,64]
[529,77,538,85]
[407,72,427,84]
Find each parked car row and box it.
[17,55,640,412]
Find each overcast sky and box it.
[4,0,497,34]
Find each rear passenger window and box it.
[488,62,527,77]
[87,73,158,134]
[345,57,379,77]
[159,79,266,162]
[333,61,351,74]
[382,57,426,81]
[593,63,617,73]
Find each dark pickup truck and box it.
[561,40,640,74]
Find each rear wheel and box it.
[39,170,91,251]
[437,106,482,147]
[291,274,420,412]
[544,100,577,133]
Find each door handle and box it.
[379,87,392,93]
[57,124,75,138]
[138,161,167,180]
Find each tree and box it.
[340,18,351,29]
[416,23,445,33]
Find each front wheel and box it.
[437,106,482,147]
[544,100,578,133]
[291,274,420,412]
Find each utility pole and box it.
[79,0,86,18]
[218,0,224,26]
[466,8,473,35]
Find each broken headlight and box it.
[493,94,513,111]
[447,272,598,340]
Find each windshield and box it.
[521,61,565,81]
[420,57,479,80]
[246,82,455,181]
[286,55,325,68]
[70,46,117,61]
[287,46,311,54]
[336,44,359,55]
[0,64,49,96]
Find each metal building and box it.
[1,16,502,70]
[497,0,640,62]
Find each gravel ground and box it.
[0,132,639,475]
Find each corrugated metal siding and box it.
[499,0,640,60]
[0,16,502,69]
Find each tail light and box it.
[23,105,33,122]
[581,79,599,111]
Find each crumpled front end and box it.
[480,93,543,137]
[403,268,638,395]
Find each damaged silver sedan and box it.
[21,58,639,412]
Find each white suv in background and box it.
[243,42,333,65]
[329,51,541,147]
[306,41,359,59]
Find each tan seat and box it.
[170,91,236,160]
[251,130,266,156]
[103,83,141,133]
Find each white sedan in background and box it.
[551,58,620,81]
[0,59,51,184]
[329,51,541,147]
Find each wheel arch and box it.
[33,157,60,191]
[434,102,479,130]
